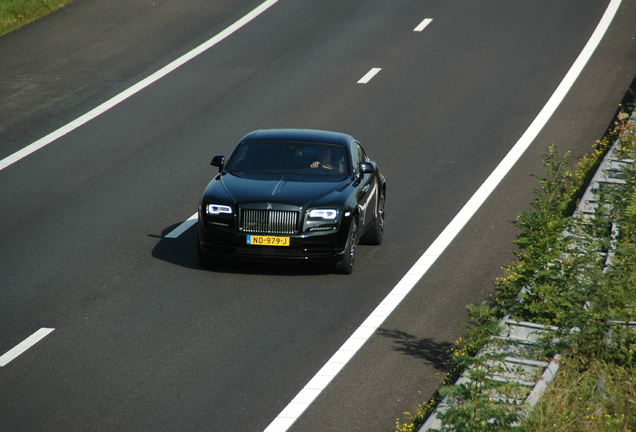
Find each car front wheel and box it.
[335,218,357,274]
[361,188,385,245]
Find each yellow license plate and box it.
[246,235,290,246]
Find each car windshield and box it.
[226,142,349,176]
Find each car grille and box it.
[240,209,299,234]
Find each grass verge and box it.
[0,0,74,37]
[524,358,635,431]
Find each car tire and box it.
[361,188,385,245]
[335,218,357,274]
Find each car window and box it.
[226,142,349,176]
[352,142,367,173]
[358,143,369,162]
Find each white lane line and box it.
[165,212,198,238]
[0,328,55,367]
[414,18,433,32]
[0,0,279,173]
[263,0,622,430]
[357,67,382,84]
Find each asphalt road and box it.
[1,0,635,431]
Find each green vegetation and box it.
[525,358,635,431]
[0,0,73,36]
[518,108,636,432]
[397,103,636,432]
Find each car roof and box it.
[239,129,354,147]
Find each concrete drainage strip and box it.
[420,117,636,431]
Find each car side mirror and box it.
[359,161,376,177]
[210,155,225,172]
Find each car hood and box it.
[209,173,348,206]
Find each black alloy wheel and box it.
[361,188,385,245]
[335,218,357,274]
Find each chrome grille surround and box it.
[240,209,300,234]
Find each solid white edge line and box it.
[0,0,279,173]
[414,18,433,32]
[165,213,198,238]
[0,328,55,367]
[263,1,622,430]
[357,67,382,84]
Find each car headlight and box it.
[308,209,338,220]
[206,204,233,215]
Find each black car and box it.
[197,129,386,274]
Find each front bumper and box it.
[197,221,350,264]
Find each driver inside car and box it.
[310,147,341,171]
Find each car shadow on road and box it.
[150,222,332,276]
[376,328,452,372]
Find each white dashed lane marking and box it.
[414,18,433,32]
[165,213,198,238]
[357,67,382,84]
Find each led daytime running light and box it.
[207,204,232,215]
[308,209,337,220]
